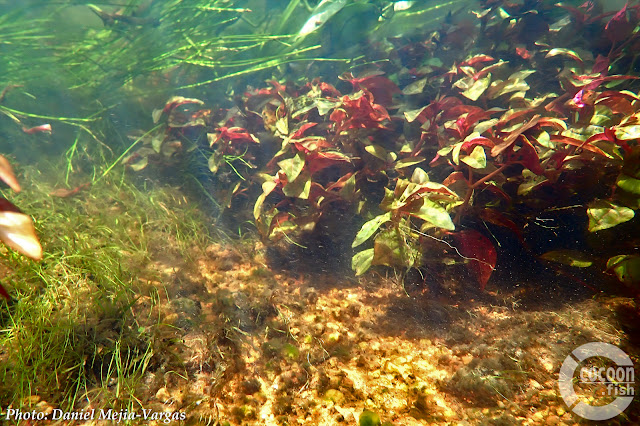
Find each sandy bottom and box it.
[77,240,639,425]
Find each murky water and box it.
[0,1,638,424]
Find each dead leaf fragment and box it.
[0,210,42,260]
[0,155,21,192]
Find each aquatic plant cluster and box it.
[132,0,640,294]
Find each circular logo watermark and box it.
[559,342,635,421]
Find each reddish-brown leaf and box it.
[549,135,609,157]
[306,151,351,174]
[291,123,318,139]
[452,229,496,290]
[461,137,495,152]
[464,54,495,67]
[50,182,91,198]
[0,283,9,300]
[0,155,21,192]
[605,3,634,43]
[479,208,524,242]
[516,47,532,60]
[22,124,52,135]
[491,115,541,157]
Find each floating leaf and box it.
[587,200,634,232]
[352,248,374,276]
[352,212,392,248]
[541,250,593,267]
[0,208,42,260]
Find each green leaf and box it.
[411,168,429,184]
[587,200,635,232]
[359,410,382,426]
[352,212,392,248]
[208,152,221,174]
[373,227,420,268]
[365,145,392,162]
[461,75,491,101]
[410,198,455,230]
[545,48,583,63]
[352,248,374,276]
[278,152,305,182]
[460,145,487,169]
[617,175,640,195]
[394,156,425,169]
[316,98,338,116]
[253,179,277,220]
[404,106,428,123]
[275,117,289,135]
[607,255,640,287]
[402,77,428,95]
[540,250,593,267]
[282,170,311,199]
[615,125,640,140]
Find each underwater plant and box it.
[124,0,640,297]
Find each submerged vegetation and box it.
[0,0,639,424]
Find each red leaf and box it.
[214,127,259,144]
[515,136,545,175]
[442,171,466,186]
[331,91,391,131]
[592,55,610,75]
[293,137,333,153]
[479,209,524,243]
[291,123,318,139]
[586,128,631,154]
[491,115,541,157]
[306,151,351,174]
[319,82,342,97]
[161,96,204,115]
[605,3,633,43]
[343,74,401,106]
[549,135,609,157]
[325,172,355,191]
[516,47,532,60]
[452,229,497,290]
[463,55,495,67]
[461,137,495,152]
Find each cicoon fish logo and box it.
[558,342,636,421]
